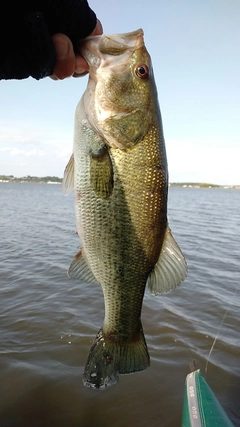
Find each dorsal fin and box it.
[147,225,187,295]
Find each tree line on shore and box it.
[0,175,62,183]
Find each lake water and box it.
[0,183,239,427]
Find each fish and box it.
[63,29,187,389]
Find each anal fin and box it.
[68,249,98,283]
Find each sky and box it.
[0,0,240,185]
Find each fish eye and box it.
[135,64,149,79]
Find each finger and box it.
[74,54,89,75]
[73,19,103,78]
[50,34,75,80]
[91,19,103,36]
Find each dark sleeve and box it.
[0,0,97,80]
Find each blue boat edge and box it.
[181,369,235,427]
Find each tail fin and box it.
[82,327,150,389]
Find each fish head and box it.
[80,29,158,149]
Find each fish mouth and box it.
[80,29,144,68]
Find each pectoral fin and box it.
[68,248,98,283]
[62,154,74,195]
[147,225,187,295]
[90,145,114,199]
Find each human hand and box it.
[50,19,103,80]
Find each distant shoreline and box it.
[0,175,239,189]
[169,182,240,189]
[0,175,62,185]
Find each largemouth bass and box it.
[63,29,187,389]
